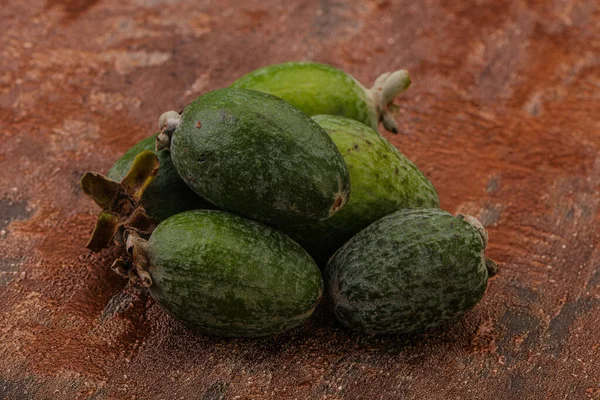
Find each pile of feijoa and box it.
[82,62,497,337]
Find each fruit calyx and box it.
[367,69,411,134]
[111,230,153,287]
[156,110,181,151]
[81,150,160,252]
[485,257,499,277]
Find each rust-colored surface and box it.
[1,1,599,399]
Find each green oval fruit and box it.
[141,210,323,337]
[108,134,212,221]
[230,62,411,133]
[285,115,439,266]
[169,88,350,226]
[326,209,492,335]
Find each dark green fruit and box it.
[326,209,494,335]
[127,210,323,337]
[285,115,439,266]
[169,88,350,226]
[108,134,212,221]
[230,62,411,133]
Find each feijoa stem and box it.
[485,257,499,277]
[156,110,181,151]
[368,69,411,134]
[125,230,153,287]
[109,230,152,286]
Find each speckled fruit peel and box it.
[122,210,323,337]
[325,209,496,335]
[230,62,411,133]
[285,115,439,266]
[167,88,350,226]
[108,133,213,221]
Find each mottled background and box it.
[1,0,599,399]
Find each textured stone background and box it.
[1,0,599,399]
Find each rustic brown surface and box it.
[1,0,599,399]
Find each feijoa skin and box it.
[170,88,350,226]
[326,209,490,335]
[285,115,439,266]
[108,134,211,221]
[230,62,411,133]
[143,210,323,337]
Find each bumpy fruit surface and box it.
[231,62,411,133]
[326,209,491,335]
[142,210,323,337]
[170,88,350,226]
[285,115,439,266]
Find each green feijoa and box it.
[167,88,350,226]
[230,62,411,133]
[132,210,323,337]
[326,209,495,335]
[285,115,439,266]
[108,134,212,221]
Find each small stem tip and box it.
[124,230,153,287]
[155,131,170,151]
[156,110,181,151]
[381,70,411,107]
[157,110,181,131]
[381,113,399,134]
[369,69,411,134]
[485,257,499,277]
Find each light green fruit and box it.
[231,62,410,133]
[284,115,439,266]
